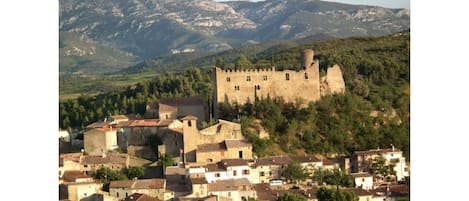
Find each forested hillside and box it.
[59,31,409,158]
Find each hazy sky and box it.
[214,0,410,9]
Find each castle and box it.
[213,49,345,109]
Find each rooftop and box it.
[123,193,161,201]
[290,155,321,163]
[351,172,373,178]
[208,178,251,192]
[253,155,292,167]
[117,119,159,127]
[109,179,165,189]
[190,177,208,184]
[225,140,251,149]
[82,154,128,165]
[197,142,226,152]
[220,159,249,167]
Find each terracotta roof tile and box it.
[82,154,128,165]
[354,148,401,155]
[110,179,165,189]
[109,180,135,188]
[204,163,226,172]
[290,155,321,163]
[224,140,251,149]
[197,142,226,152]
[180,115,198,120]
[208,178,251,192]
[253,155,292,167]
[220,159,249,167]
[190,177,208,184]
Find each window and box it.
[233,170,237,176]
[246,76,251,81]
[234,86,240,91]
[362,178,365,182]
[286,73,290,80]
[263,75,268,81]
[260,171,265,176]
[117,192,119,197]
[269,171,272,176]
[125,193,128,197]
[221,151,225,157]
[226,77,231,82]
[188,120,192,127]
[243,169,250,175]
[304,72,309,80]
[239,151,243,159]
[255,85,260,90]
[228,192,231,197]
[215,173,220,177]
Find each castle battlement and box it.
[213,49,345,116]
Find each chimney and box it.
[391,144,395,152]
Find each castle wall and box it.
[213,49,321,107]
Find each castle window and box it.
[235,86,240,91]
[188,121,192,127]
[246,76,251,82]
[263,75,268,81]
[304,72,309,80]
[255,85,260,90]
[286,73,290,80]
[226,77,231,82]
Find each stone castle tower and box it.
[213,49,345,114]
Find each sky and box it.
[215,0,410,9]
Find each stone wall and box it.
[213,49,345,113]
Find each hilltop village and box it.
[59,50,409,201]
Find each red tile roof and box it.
[109,179,166,189]
[208,178,251,192]
[197,142,226,152]
[253,155,292,167]
[224,140,251,149]
[82,154,128,165]
[117,119,159,127]
[123,193,161,201]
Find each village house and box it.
[187,177,209,198]
[59,180,103,201]
[59,153,83,178]
[109,179,167,200]
[205,159,252,183]
[251,155,292,184]
[253,183,318,201]
[158,96,208,122]
[196,139,253,163]
[84,124,119,155]
[350,146,409,181]
[81,153,129,175]
[207,178,257,201]
[181,116,246,164]
[61,171,94,184]
[351,172,374,190]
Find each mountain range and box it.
[59,0,410,74]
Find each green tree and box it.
[371,155,396,181]
[158,153,174,167]
[283,162,308,183]
[125,166,145,179]
[317,187,358,201]
[95,167,127,183]
[276,193,307,201]
[235,54,253,70]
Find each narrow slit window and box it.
[263,75,268,81]
[286,73,290,80]
[226,77,231,82]
[304,72,308,80]
[246,76,251,82]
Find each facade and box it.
[59,153,83,178]
[81,153,129,174]
[350,147,409,181]
[196,139,253,163]
[84,126,118,155]
[251,156,292,184]
[213,49,345,116]
[59,181,102,201]
[207,178,257,201]
[203,159,252,183]
[351,172,374,190]
[181,117,246,164]
[158,97,207,122]
[109,179,167,200]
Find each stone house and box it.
[61,171,94,184]
[116,119,159,150]
[158,96,208,122]
[109,179,167,201]
[84,125,118,156]
[251,155,292,184]
[351,172,374,190]
[201,159,253,183]
[188,177,209,198]
[59,181,103,201]
[59,153,83,178]
[350,146,409,181]
[81,153,129,175]
[207,178,257,201]
[196,139,253,163]
[181,116,245,164]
